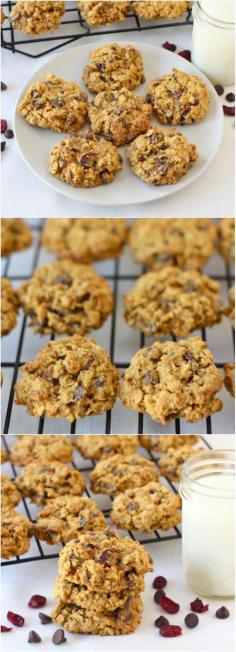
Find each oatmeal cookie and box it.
[159,445,201,481]
[126,127,198,185]
[54,577,139,613]
[147,68,210,126]
[10,435,73,467]
[1,278,19,337]
[218,218,235,263]
[119,336,223,424]
[57,527,153,590]
[35,495,106,544]
[41,218,127,263]
[1,218,32,257]
[111,481,181,532]
[1,474,21,510]
[225,286,235,327]
[77,1,131,26]
[133,1,189,20]
[1,508,33,559]
[9,1,65,35]
[124,267,223,338]
[75,435,138,460]
[15,462,85,505]
[129,218,217,271]
[82,43,145,94]
[51,596,143,635]
[49,131,122,188]
[14,335,119,422]
[18,74,88,134]
[18,261,113,336]
[224,363,235,397]
[89,453,159,496]
[139,434,199,452]
[88,88,152,146]
[1,448,9,464]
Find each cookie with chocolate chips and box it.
[89,453,159,496]
[10,1,65,35]
[77,1,131,26]
[41,218,127,263]
[15,462,85,505]
[159,445,202,481]
[83,43,145,93]
[133,1,189,20]
[35,495,106,544]
[146,68,210,125]
[111,481,181,532]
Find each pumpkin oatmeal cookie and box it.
[119,336,223,424]
[1,508,33,559]
[88,88,152,146]
[224,363,235,397]
[41,218,127,263]
[75,435,138,460]
[129,218,217,271]
[1,474,21,510]
[1,278,19,337]
[77,1,131,26]
[124,267,223,338]
[82,43,145,93]
[18,261,113,336]
[52,596,143,635]
[159,445,201,481]
[15,462,85,505]
[90,453,159,495]
[218,218,235,263]
[133,1,189,20]
[54,578,139,613]
[14,336,119,421]
[1,218,32,257]
[35,495,106,544]
[111,481,181,532]
[9,1,65,35]
[146,68,210,126]
[139,434,199,452]
[10,435,73,467]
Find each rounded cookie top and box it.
[18,74,88,135]
[49,131,122,188]
[35,495,106,544]
[147,68,210,125]
[1,278,19,337]
[124,267,223,338]
[126,128,198,185]
[119,336,223,424]
[1,508,33,559]
[82,43,145,93]
[14,335,119,421]
[89,453,159,495]
[159,445,201,481]
[224,363,235,397]
[51,595,143,635]
[54,577,139,613]
[218,218,235,263]
[88,88,152,146]
[133,1,189,20]
[77,1,131,26]
[18,261,113,336]
[76,434,138,460]
[129,218,217,271]
[15,461,85,505]
[1,474,21,510]
[139,434,199,452]
[41,217,127,263]
[10,435,73,466]
[10,1,65,35]
[111,481,181,532]
[1,218,32,257]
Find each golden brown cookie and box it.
[10,435,73,466]
[1,474,21,510]
[1,218,32,257]
[159,445,202,481]
[83,43,145,93]
[41,218,127,263]
[1,508,33,559]
[54,577,140,613]
[77,1,131,26]
[1,278,19,337]
[51,596,143,635]
[88,88,152,146]
[224,363,235,397]
[139,434,199,452]
[35,495,106,544]
[133,1,189,20]
[89,453,159,495]
[75,435,138,460]
[146,68,210,125]
[15,462,85,505]
[10,1,65,35]
[218,218,235,263]
[111,481,181,532]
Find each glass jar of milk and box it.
[180,450,235,598]
[192,1,235,85]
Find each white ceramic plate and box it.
[14,40,223,206]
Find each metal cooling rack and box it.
[1,219,235,435]
[1,0,192,58]
[1,434,212,566]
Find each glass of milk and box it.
[180,450,235,598]
[191,1,235,85]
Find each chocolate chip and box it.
[215,606,230,619]
[154,588,166,604]
[99,549,112,563]
[73,386,84,401]
[80,154,91,166]
[225,92,235,103]
[52,98,65,108]
[95,378,104,387]
[185,613,199,628]
[155,616,169,628]
[52,629,66,645]
[66,114,76,125]
[5,129,14,139]
[28,631,41,643]
[215,84,224,96]
[184,352,195,362]
[35,100,44,109]
[54,275,72,287]
[38,613,52,624]
[1,141,6,152]
[1,82,7,91]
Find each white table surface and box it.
[1,17,235,218]
[1,435,235,652]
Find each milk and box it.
[191,1,235,85]
[182,474,235,597]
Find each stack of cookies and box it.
[51,527,153,635]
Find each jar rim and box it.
[180,449,235,498]
[194,1,235,27]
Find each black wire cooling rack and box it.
[1,434,212,566]
[1,221,235,436]
[1,1,192,58]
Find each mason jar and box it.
[180,449,235,598]
[191,1,235,85]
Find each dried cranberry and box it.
[214,84,224,96]
[28,595,46,608]
[1,82,7,91]
[1,141,6,152]
[160,596,180,614]
[190,598,209,613]
[225,92,235,102]
[153,576,167,589]
[155,616,169,628]
[154,589,166,604]
[215,606,230,619]
[1,119,7,133]
[1,625,12,632]
[162,41,177,52]
[38,612,52,624]
[185,613,199,628]
[178,49,191,61]
[5,129,14,139]
[223,105,235,116]
[28,631,41,643]
[160,625,182,637]
[52,629,66,645]
[7,611,24,627]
